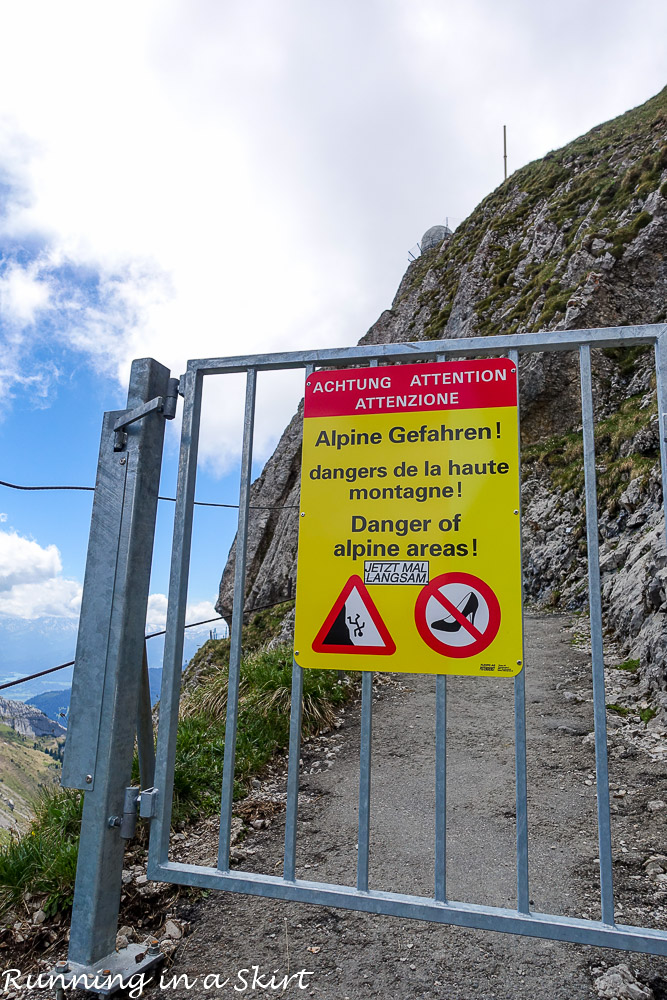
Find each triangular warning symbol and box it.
[312,575,396,655]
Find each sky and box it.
[1,0,666,689]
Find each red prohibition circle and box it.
[414,572,501,658]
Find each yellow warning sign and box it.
[293,358,523,677]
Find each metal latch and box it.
[108,787,159,840]
[139,786,159,818]
[113,378,180,450]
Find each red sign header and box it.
[304,359,517,419]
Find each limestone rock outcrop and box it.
[217,407,302,621]
[0,696,66,739]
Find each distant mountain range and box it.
[0,615,77,699]
[0,613,218,704]
[29,667,165,724]
[26,690,71,725]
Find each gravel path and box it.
[148,612,667,999]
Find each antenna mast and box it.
[503,125,507,181]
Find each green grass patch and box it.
[0,787,82,917]
[614,658,640,673]
[0,603,350,919]
[608,210,653,259]
[601,345,653,379]
[522,391,658,510]
[427,88,667,340]
[175,644,351,824]
[535,286,575,327]
[607,703,631,716]
[639,707,657,724]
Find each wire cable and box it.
[0,479,94,493]
[0,479,298,511]
[0,595,295,692]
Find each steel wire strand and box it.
[0,595,296,692]
[0,479,298,510]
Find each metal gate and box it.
[61,323,667,981]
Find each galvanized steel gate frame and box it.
[62,324,667,980]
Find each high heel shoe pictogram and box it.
[432,591,478,632]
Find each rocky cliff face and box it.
[218,406,303,620]
[217,88,667,695]
[0,696,66,739]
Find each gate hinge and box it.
[113,378,180,451]
[108,787,159,840]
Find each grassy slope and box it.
[0,602,352,918]
[405,87,667,339]
[522,377,658,512]
[402,89,666,537]
[0,725,63,841]
[171,601,351,823]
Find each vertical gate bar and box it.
[218,368,258,870]
[509,347,530,914]
[514,669,529,912]
[359,366,375,888]
[283,660,304,880]
[357,670,373,891]
[580,344,615,926]
[435,673,447,901]
[654,333,667,553]
[68,359,171,966]
[283,361,313,879]
[136,642,156,789]
[514,668,529,912]
[434,350,449,903]
[149,369,203,867]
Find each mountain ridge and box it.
[0,696,66,740]
[216,87,667,701]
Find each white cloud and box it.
[0,578,82,620]
[146,593,169,628]
[0,533,218,624]
[185,599,220,626]
[0,530,61,592]
[0,514,7,523]
[0,529,82,619]
[0,262,51,326]
[1,0,666,468]
[146,593,218,630]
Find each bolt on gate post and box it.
[61,358,173,967]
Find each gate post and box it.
[62,358,172,968]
